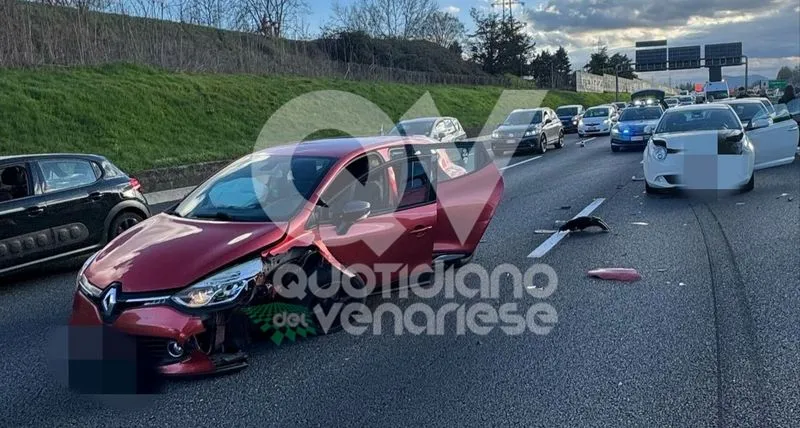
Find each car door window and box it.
[38,159,99,193]
[390,156,435,209]
[0,164,33,203]
[434,142,491,183]
[318,154,391,222]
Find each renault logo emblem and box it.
[102,286,118,318]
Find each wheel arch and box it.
[103,200,150,242]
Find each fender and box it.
[102,200,151,243]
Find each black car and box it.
[555,105,585,133]
[0,154,150,275]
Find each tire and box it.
[536,135,547,154]
[611,145,621,152]
[308,267,366,334]
[554,131,565,148]
[492,149,505,157]
[740,174,755,192]
[109,211,144,239]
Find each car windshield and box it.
[726,103,766,123]
[655,108,741,134]
[555,107,578,116]
[504,110,542,125]
[679,96,693,103]
[389,120,435,136]
[583,108,609,118]
[619,107,662,121]
[174,154,334,222]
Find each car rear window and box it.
[655,109,741,134]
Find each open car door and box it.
[747,106,799,170]
[418,141,504,259]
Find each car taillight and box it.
[129,177,142,191]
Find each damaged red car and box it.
[69,136,503,376]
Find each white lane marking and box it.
[575,137,596,145]
[527,198,606,258]
[500,155,543,171]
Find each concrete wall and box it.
[574,71,674,95]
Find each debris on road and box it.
[735,202,746,206]
[534,229,558,234]
[631,176,645,182]
[554,220,567,227]
[587,268,642,282]
[657,268,667,273]
[559,216,611,233]
[678,282,686,286]
[560,205,571,210]
[631,222,649,226]
[777,193,790,199]
[789,197,795,202]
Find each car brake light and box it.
[129,177,142,191]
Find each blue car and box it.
[610,105,664,152]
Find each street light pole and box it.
[615,64,620,101]
[743,55,748,89]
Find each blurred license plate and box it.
[631,136,644,141]
[587,127,597,131]
[506,139,515,144]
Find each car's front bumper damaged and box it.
[68,247,329,380]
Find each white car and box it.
[388,116,467,142]
[578,106,617,137]
[718,98,799,169]
[642,105,745,193]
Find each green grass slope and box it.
[0,65,624,172]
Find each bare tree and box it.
[330,0,440,39]
[233,0,308,37]
[424,10,463,47]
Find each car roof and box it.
[666,103,732,112]
[0,153,108,164]
[397,117,448,124]
[510,108,544,113]
[718,98,764,105]
[586,105,610,110]
[264,135,435,159]
[556,105,582,109]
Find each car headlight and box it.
[491,131,500,139]
[644,125,654,134]
[611,126,619,135]
[172,258,262,308]
[77,274,103,298]
[578,119,584,127]
[652,145,668,161]
[603,119,610,125]
[76,252,102,297]
[524,130,535,137]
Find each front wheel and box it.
[740,174,755,192]
[536,135,548,154]
[554,131,565,148]
[611,146,620,152]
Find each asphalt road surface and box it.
[1,134,798,427]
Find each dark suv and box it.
[0,154,150,275]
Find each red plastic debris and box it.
[587,268,642,282]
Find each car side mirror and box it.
[336,200,370,235]
[747,118,770,130]
[545,118,552,124]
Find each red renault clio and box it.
[69,136,503,376]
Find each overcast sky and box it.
[308,0,800,83]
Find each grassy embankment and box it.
[0,65,623,172]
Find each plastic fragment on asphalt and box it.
[559,216,611,232]
[735,202,746,206]
[777,193,789,198]
[679,282,686,286]
[657,268,667,272]
[631,222,649,226]
[789,197,795,202]
[631,176,645,181]
[534,229,558,234]
[587,268,642,282]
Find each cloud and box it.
[443,5,461,14]
[522,0,800,76]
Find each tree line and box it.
[21,0,641,86]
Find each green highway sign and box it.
[768,80,787,89]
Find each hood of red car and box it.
[84,214,287,293]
